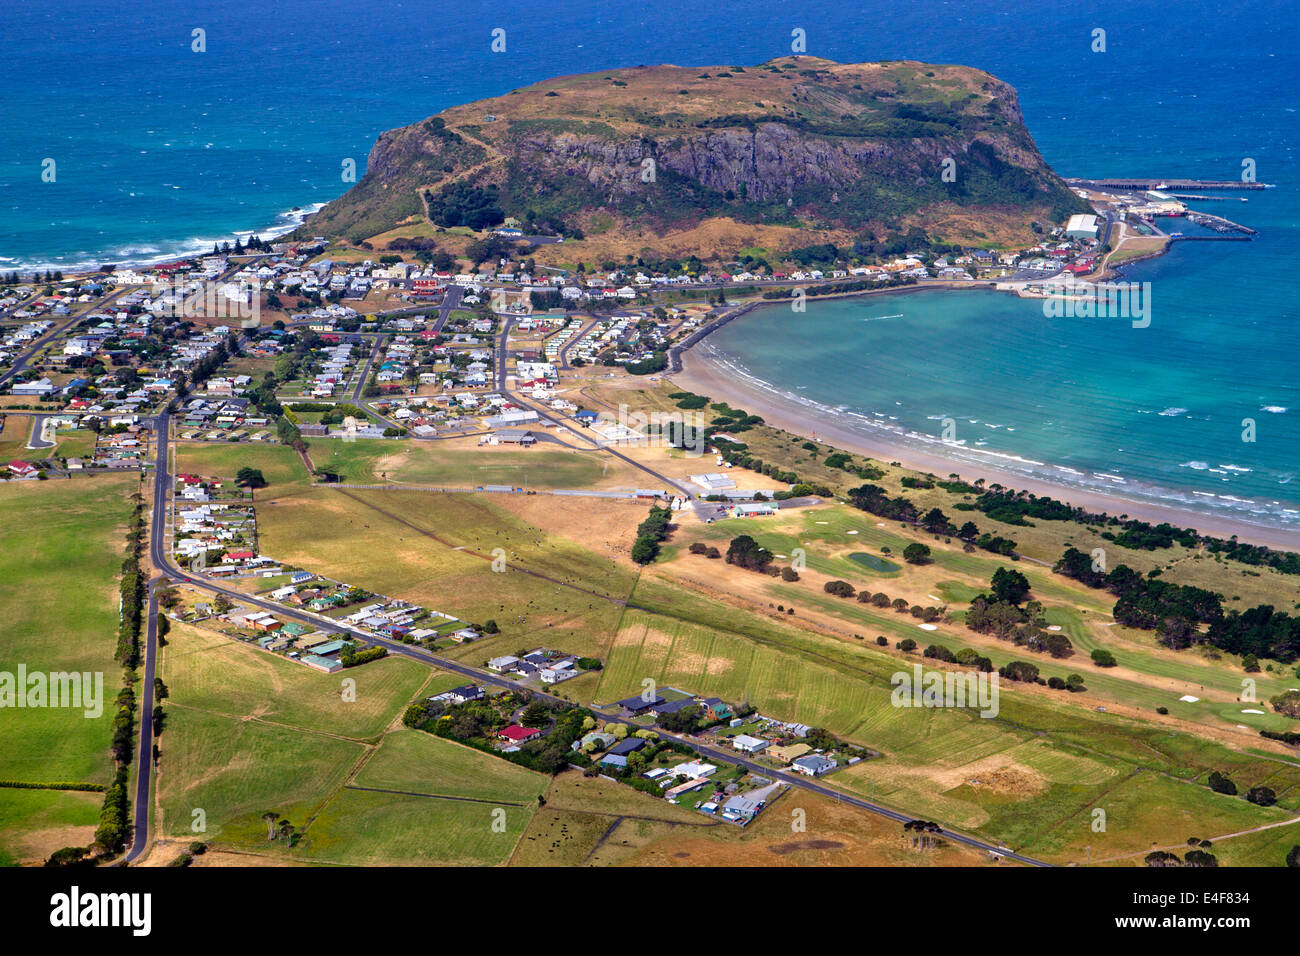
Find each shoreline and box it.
[0,202,327,277]
[671,296,1300,553]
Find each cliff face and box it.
[303,56,1085,249]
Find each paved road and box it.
[26,414,55,449]
[124,411,171,864]
[350,333,387,401]
[491,313,694,497]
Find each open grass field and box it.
[0,473,136,787]
[512,771,996,867]
[294,786,534,866]
[155,704,366,846]
[175,441,309,487]
[162,622,432,742]
[591,574,1300,863]
[155,616,547,863]
[352,729,548,804]
[385,444,623,490]
[52,428,97,460]
[653,499,1300,744]
[0,788,102,867]
[0,414,34,460]
[255,486,637,660]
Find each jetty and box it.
[1066,177,1272,191]
[1183,210,1257,236]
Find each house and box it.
[670,760,717,779]
[791,754,837,777]
[650,697,699,718]
[446,684,484,704]
[701,697,731,721]
[12,377,53,396]
[491,428,535,446]
[302,654,343,674]
[769,742,812,764]
[539,667,578,684]
[6,461,38,478]
[731,734,770,754]
[721,792,764,821]
[616,693,665,714]
[577,731,616,752]
[608,737,646,757]
[497,724,541,744]
[487,655,520,672]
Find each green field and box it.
[156,705,365,845]
[256,487,634,660]
[353,728,548,803]
[390,446,613,489]
[175,442,309,486]
[296,787,533,865]
[0,473,137,844]
[592,573,1300,863]
[163,623,432,741]
[156,613,548,862]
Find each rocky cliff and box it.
[301,56,1086,255]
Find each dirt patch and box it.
[769,839,847,855]
[967,766,1047,798]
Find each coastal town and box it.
[4,31,1297,898]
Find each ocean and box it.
[2,0,1296,524]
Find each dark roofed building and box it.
[608,737,646,756]
[616,694,664,714]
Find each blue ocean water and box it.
[1,0,1296,523]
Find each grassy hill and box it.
[298,56,1088,259]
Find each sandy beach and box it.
[672,318,1300,553]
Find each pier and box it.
[1066,177,1272,191]
[1183,210,1257,236]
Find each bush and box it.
[1090,648,1117,667]
[1207,771,1237,796]
[1245,786,1276,806]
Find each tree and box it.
[991,566,1030,605]
[521,702,550,727]
[631,537,660,564]
[726,534,773,571]
[235,466,266,489]
[903,543,931,565]
[824,580,855,598]
[1271,689,1300,719]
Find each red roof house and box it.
[497,724,541,744]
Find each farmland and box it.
[0,474,138,863]
[151,620,545,864]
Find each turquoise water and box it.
[702,271,1300,528]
